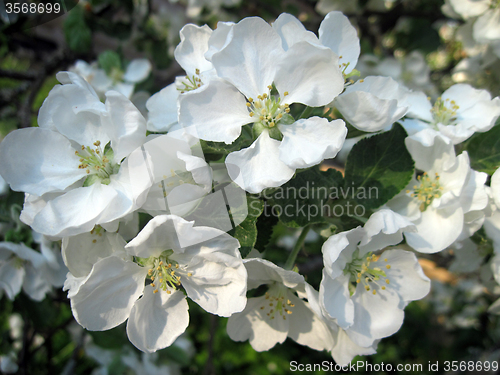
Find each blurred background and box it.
[1,0,500,374]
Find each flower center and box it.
[259,284,294,321]
[247,86,290,129]
[75,141,118,185]
[345,251,391,295]
[177,69,203,93]
[13,257,25,269]
[146,251,191,295]
[431,97,459,126]
[407,172,443,212]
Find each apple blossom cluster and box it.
[2,9,500,368]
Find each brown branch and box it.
[202,314,218,375]
[0,69,37,81]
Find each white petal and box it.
[272,13,319,51]
[405,205,463,253]
[175,24,213,75]
[405,91,433,122]
[70,257,146,330]
[447,0,490,19]
[146,83,179,133]
[473,8,500,44]
[319,11,360,73]
[103,91,147,163]
[243,258,305,290]
[227,296,289,351]
[442,83,492,111]
[347,285,404,347]
[380,249,430,304]
[123,59,152,83]
[210,17,283,99]
[0,128,85,196]
[435,152,470,204]
[0,241,45,267]
[322,227,364,279]
[226,131,295,194]
[62,231,127,277]
[22,264,52,301]
[319,272,354,329]
[177,151,212,187]
[279,117,346,169]
[38,83,108,147]
[126,288,189,352]
[178,78,251,144]
[405,129,456,172]
[331,328,377,366]
[56,70,100,99]
[287,292,334,351]
[181,252,247,316]
[125,215,188,258]
[0,259,25,300]
[31,183,119,237]
[275,42,344,107]
[205,21,234,61]
[359,209,415,252]
[113,83,135,99]
[460,170,488,213]
[492,168,500,208]
[334,76,408,132]
[492,254,500,285]
[71,257,147,331]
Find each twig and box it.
[202,314,218,375]
[0,69,37,81]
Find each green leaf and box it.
[98,51,122,75]
[201,125,253,157]
[268,167,344,228]
[254,205,279,251]
[64,6,91,52]
[232,196,264,258]
[465,125,500,175]
[344,123,414,210]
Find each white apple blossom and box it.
[146,23,222,133]
[319,209,430,347]
[0,237,66,301]
[0,72,153,237]
[227,258,333,352]
[386,129,488,253]
[402,84,500,144]
[356,51,436,95]
[179,16,346,193]
[66,215,247,353]
[71,58,152,99]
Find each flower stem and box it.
[285,225,311,270]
